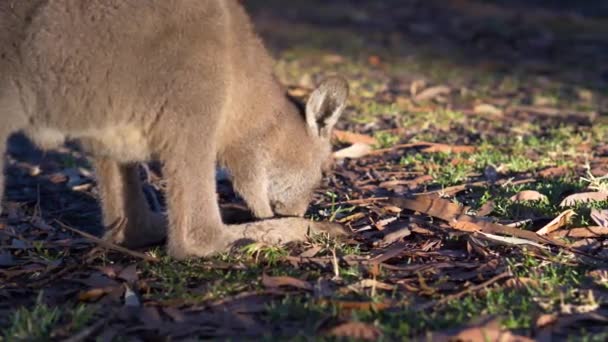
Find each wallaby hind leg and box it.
[0,84,24,215]
[0,127,9,215]
[94,157,166,248]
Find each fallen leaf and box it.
[379,175,433,190]
[318,299,391,312]
[421,316,533,342]
[450,220,482,232]
[326,321,383,341]
[420,143,476,154]
[536,313,558,328]
[510,190,548,202]
[337,212,365,223]
[323,54,345,64]
[381,205,402,215]
[299,246,322,258]
[0,250,16,267]
[349,279,395,291]
[560,192,608,207]
[504,277,540,289]
[474,103,503,116]
[377,221,412,246]
[413,85,450,102]
[410,79,426,97]
[478,232,549,249]
[476,201,495,216]
[391,196,565,248]
[78,288,108,302]
[538,166,569,178]
[536,209,576,235]
[333,143,372,159]
[590,208,608,227]
[117,264,138,284]
[368,55,381,66]
[374,217,397,230]
[332,130,377,145]
[549,226,608,238]
[393,195,466,221]
[124,285,140,307]
[262,274,312,291]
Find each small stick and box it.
[415,271,512,311]
[62,318,108,342]
[55,220,159,262]
[321,197,389,208]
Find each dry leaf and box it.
[299,246,322,258]
[478,232,549,249]
[333,143,372,159]
[337,212,365,223]
[423,316,533,342]
[536,313,558,328]
[450,220,482,232]
[536,209,576,235]
[78,288,108,302]
[420,143,476,154]
[262,274,312,291]
[318,299,391,312]
[410,79,426,97]
[368,55,381,66]
[590,208,608,227]
[118,264,138,284]
[323,54,345,64]
[476,200,495,216]
[377,221,412,246]
[509,190,547,202]
[538,166,569,178]
[549,226,608,238]
[0,250,16,267]
[504,277,540,289]
[332,130,377,145]
[124,285,140,307]
[391,196,565,248]
[474,103,503,116]
[560,192,608,207]
[326,321,383,340]
[413,85,450,102]
[349,279,395,291]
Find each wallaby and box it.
[0,0,349,259]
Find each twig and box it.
[55,220,159,262]
[416,271,512,311]
[321,197,388,208]
[61,318,108,342]
[415,178,536,196]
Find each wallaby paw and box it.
[226,217,350,247]
[166,218,351,260]
[307,220,351,238]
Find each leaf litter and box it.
[2,0,608,340]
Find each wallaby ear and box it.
[306,76,349,138]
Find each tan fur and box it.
[0,0,349,259]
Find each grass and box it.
[1,293,95,341]
[2,1,607,339]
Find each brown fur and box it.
[0,0,349,259]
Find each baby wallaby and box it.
[0,0,348,259]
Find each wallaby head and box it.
[265,77,349,217]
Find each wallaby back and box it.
[0,0,349,259]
